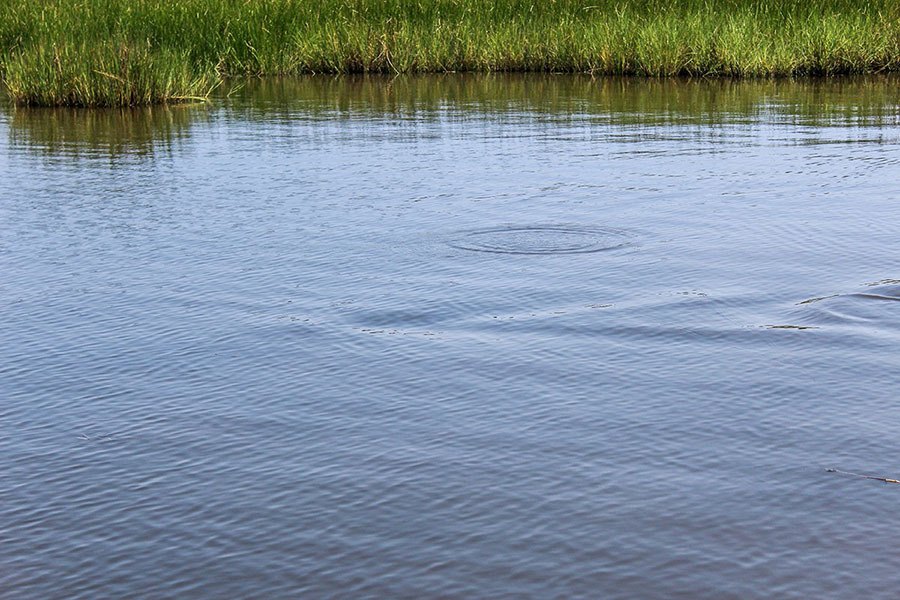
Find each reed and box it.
[2,0,899,106]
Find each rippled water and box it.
[449,225,633,255]
[3,75,900,599]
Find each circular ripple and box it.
[449,225,631,255]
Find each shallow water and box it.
[2,75,900,599]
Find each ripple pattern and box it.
[449,224,632,255]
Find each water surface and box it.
[3,75,900,599]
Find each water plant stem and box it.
[826,469,900,484]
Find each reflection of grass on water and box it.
[8,75,899,158]
[2,0,900,107]
[230,75,900,126]
[9,105,201,157]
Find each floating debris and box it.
[826,468,900,484]
[865,279,900,286]
[797,294,839,305]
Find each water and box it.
[2,75,900,599]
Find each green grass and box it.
[2,0,900,106]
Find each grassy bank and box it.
[2,0,899,106]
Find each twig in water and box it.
[826,468,900,484]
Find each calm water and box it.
[2,75,900,599]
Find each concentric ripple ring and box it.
[449,225,632,255]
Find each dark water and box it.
[2,75,900,599]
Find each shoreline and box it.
[3,0,899,107]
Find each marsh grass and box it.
[2,0,900,106]
[3,43,214,107]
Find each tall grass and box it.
[2,0,899,106]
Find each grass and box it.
[2,0,900,106]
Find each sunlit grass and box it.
[3,42,215,107]
[2,0,899,106]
